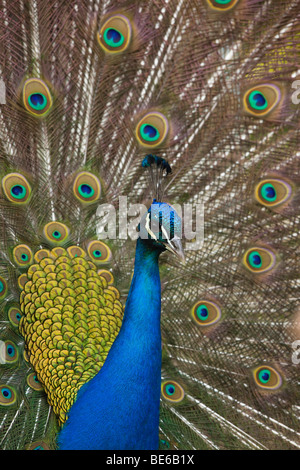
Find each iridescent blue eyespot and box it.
[104,28,124,48]
[140,124,160,142]
[11,185,26,198]
[249,91,268,110]
[166,384,175,396]
[244,247,276,274]
[253,365,282,390]
[136,112,169,148]
[0,385,16,405]
[87,241,111,263]
[98,15,132,54]
[2,388,11,399]
[2,173,31,204]
[93,250,102,258]
[8,307,22,327]
[162,381,185,403]
[261,183,276,202]
[255,179,292,209]
[43,222,70,244]
[258,369,270,384]
[244,84,281,117]
[4,341,18,362]
[196,305,209,321]
[29,93,47,111]
[79,184,94,198]
[23,78,52,117]
[248,251,262,268]
[13,245,33,267]
[73,172,101,204]
[192,300,222,327]
[7,345,15,357]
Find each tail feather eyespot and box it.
[244,84,282,117]
[136,112,169,148]
[13,245,33,267]
[255,179,292,208]
[0,385,17,406]
[253,366,282,391]
[191,300,222,327]
[2,173,31,204]
[161,380,185,403]
[73,172,101,204]
[97,14,132,53]
[43,222,70,244]
[87,241,112,264]
[243,247,276,274]
[22,78,52,117]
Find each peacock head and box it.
[139,199,185,262]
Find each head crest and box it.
[142,154,172,201]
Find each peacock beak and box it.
[164,236,185,263]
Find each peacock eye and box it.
[249,91,268,110]
[255,179,292,208]
[22,78,52,117]
[244,84,281,117]
[104,28,125,48]
[0,385,16,406]
[253,366,282,390]
[43,222,69,244]
[13,245,33,267]
[0,340,17,366]
[191,300,221,326]
[97,14,132,53]
[206,0,240,11]
[161,381,185,403]
[87,241,112,264]
[8,307,22,327]
[243,247,276,274]
[79,184,94,197]
[140,124,159,142]
[11,185,26,198]
[0,277,8,300]
[197,305,209,320]
[27,372,43,391]
[136,112,169,148]
[29,93,47,111]
[73,172,101,204]
[261,183,276,201]
[248,251,262,268]
[2,341,19,363]
[2,173,31,204]
[93,250,102,258]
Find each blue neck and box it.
[58,238,163,450]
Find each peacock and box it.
[0,0,299,451]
